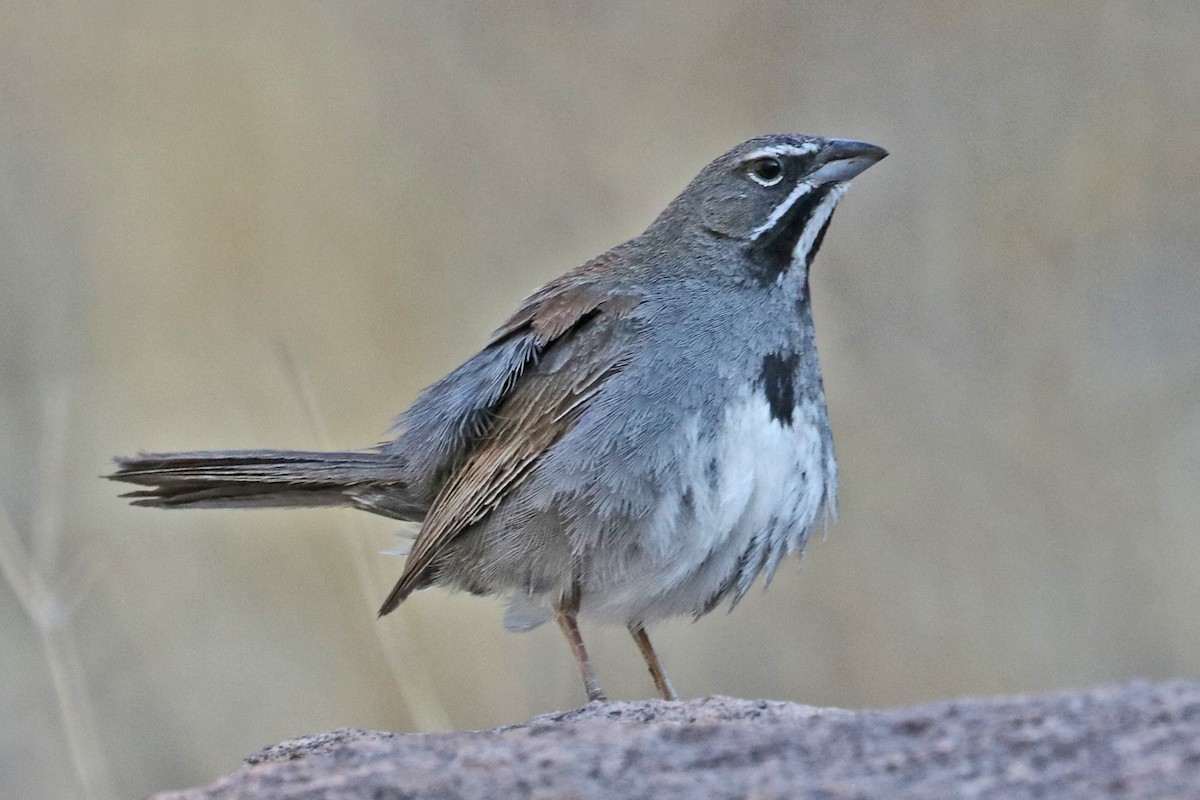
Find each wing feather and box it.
[379,269,639,614]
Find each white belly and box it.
[579,390,836,625]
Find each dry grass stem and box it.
[0,381,116,799]
[274,342,451,731]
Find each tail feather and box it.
[109,449,424,520]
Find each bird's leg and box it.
[629,622,679,701]
[555,591,606,702]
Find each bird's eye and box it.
[746,157,784,186]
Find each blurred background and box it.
[2,2,1198,797]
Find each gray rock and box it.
[157,680,1200,799]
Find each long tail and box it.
[108,449,425,520]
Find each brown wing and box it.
[486,252,636,346]
[378,274,640,615]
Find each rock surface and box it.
[158,680,1200,799]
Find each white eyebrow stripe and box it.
[741,142,820,162]
[749,180,814,240]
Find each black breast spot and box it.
[759,351,800,426]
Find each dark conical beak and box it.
[807,139,888,185]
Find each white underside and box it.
[505,390,834,629]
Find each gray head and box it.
[652,133,887,285]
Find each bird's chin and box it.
[779,185,844,253]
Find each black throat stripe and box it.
[746,185,835,286]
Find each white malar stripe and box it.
[790,183,847,266]
[749,180,813,241]
[741,142,820,162]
